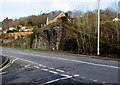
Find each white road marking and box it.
[0,72,6,75]
[19,64,30,70]
[60,74,71,77]
[3,49,118,84]
[102,82,106,84]
[0,59,15,71]
[42,66,46,68]
[49,71,58,74]
[56,69,64,72]
[41,69,48,71]
[38,64,42,66]
[93,80,98,82]
[44,75,72,84]
[38,64,46,68]
[49,67,54,70]
[45,78,60,84]
[14,58,18,61]
[3,53,115,84]
[61,75,72,79]
[82,77,85,79]
[6,51,120,69]
[73,74,79,77]
[2,53,98,84]
[5,55,67,76]
[24,65,30,68]
[33,66,39,69]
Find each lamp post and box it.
[97,0,100,55]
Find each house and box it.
[0,27,2,31]
[22,27,33,32]
[0,27,2,35]
[3,29,8,33]
[21,26,26,30]
[19,27,33,32]
[112,17,120,21]
[9,27,15,30]
[46,12,65,25]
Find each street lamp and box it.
[97,0,100,55]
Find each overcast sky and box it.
[0,0,119,22]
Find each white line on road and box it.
[82,77,85,79]
[73,74,79,77]
[49,70,58,74]
[33,66,39,69]
[44,78,60,84]
[0,72,6,75]
[5,55,68,76]
[60,74,71,77]
[6,50,120,69]
[102,82,106,84]
[49,67,54,70]
[2,54,99,84]
[93,80,98,82]
[24,64,30,68]
[44,75,72,84]
[56,69,64,72]
[41,69,48,71]
[38,64,46,68]
[14,58,19,61]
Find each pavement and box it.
[1,47,120,84]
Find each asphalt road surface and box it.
[1,47,120,84]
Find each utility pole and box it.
[97,0,100,55]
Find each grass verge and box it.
[1,46,120,61]
[1,46,73,54]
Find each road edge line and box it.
[0,56,9,68]
[0,59,15,71]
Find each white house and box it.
[9,27,14,30]
[3,29,8,33]
[19,26,33,32]
[21,26,26,30]
[0,27,2,34]
[112,17,120,21]
[23,27,33,32]
[0,27,2,31]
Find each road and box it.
[1,47,120,84]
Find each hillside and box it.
[1,9,120,58]
[2,20,120,58]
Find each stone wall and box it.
[2,39,30,48]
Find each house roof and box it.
[48,17,56,21]
[48,12,65,21]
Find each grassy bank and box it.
[1,46,73,54]
[1,46,120,62]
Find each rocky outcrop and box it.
[32,22,79,52]
[31,22,98,54]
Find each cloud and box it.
[0,0,52,3]
[1,0,119,4]
[51,0,70,11]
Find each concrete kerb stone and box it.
[0,56,9,69]
[0,58,15,71]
